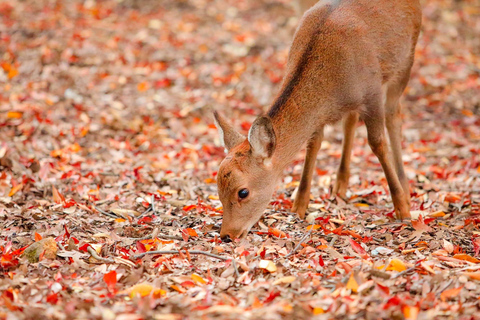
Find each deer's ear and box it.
[213,111,245,152]
[248,116,276,159]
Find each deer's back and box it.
[278,0,421,120]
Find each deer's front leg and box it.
[332,111,359,198]
[292,129,324,219]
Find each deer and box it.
[214,0,422,242]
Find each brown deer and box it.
[214,0,422,242]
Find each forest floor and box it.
[0,0,480,319]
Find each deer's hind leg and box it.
[362,91,410,220]
[385,68,413,208]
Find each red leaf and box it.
[46,293,58,304]
[349,238,367,255]
[136,241,147,253]
[78,243,91,252]
[318,256,324,267]
[103,270,117,291]
[263,290,280,304]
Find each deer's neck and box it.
[269,99,319,170]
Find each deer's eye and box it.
[238,188,249,200]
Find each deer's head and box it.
[213,112,279,242]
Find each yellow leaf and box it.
[7,111,22,119]
[386,258,407,272]
[259,260,277,273]
[346,273,358,293]
[129,283,153,298]
[153,288,166,298]
[273,276,296,285]
[191,273,207,284]
[282,303,293,313]
[354,203,369,208]
[403,305,419,320]
[8,183,23,197]
[313,307,324,315]
[429,210,445,217]
[207,194,219,200]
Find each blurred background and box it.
[0,0,479,203]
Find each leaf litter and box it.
[0,0,479,319]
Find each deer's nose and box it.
[221,235,232,243]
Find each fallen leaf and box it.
[386,258,407,272]
[440,287,463,302]
[259,260,277,273]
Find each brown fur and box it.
[215,0,422,240]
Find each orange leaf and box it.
[440,287,463,302]
[252,296,263,309]
[8,67,18,79]
[463,272,480,281]
[103,270,117,290]
[453,254,480,263]
[52,186,65,204]
[445,193,462,203]
[7,111,22,119]
[137,82,149,92]
[34,233,43,242]
[183,228,198,237]
[306,225,321,231]
[8,183,23,197]
[268,227,287,238]
[402,305,419,320]
[170,284,186,293]
[346,273,358,293]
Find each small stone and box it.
[22,238,58,263]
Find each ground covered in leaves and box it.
[1,0,480,319]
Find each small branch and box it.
[285,225,315,258]
[151,194,155,214]
[391,266,416,279]
[129,234,183,241]
[94,206,118,219]
[129,227,183,241]
[134,250,240,278]
[87,246,114,263]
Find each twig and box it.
[285,224,315,258]
[391,266,416,279]
[133,250,240,278]
[94,206,119,219]
[151,194,155,214]
[329,234,338,247]
[87,246,114,263]
[131,234,183,241]
[128,227,183,241]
